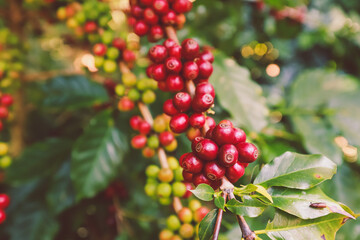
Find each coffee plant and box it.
[0,0,359,239]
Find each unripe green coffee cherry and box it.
[115,84,125,96]
[87,34,100,44]
[103,59,117,73]
[144,183,157,197]
[146,165,160,178]
[172,182,187,197]
[94,56,104,68]
[128,88,141,101]
[147,135,160,149]
[189,200,202,212]
[174,168,184,182]
[142,90,156,104]
[136,79,148,91]
[157,183,172,198]
[167,156,179,170]
[0,156,12,168]
[153,116,167,133]
[159,197,172,205]
[99,15,111,27]
[106,47,120,60]
[75,12,86,24]
[101,31,113,45]
[164,139,177,152]
[122,72,137,87]
[166,215,181,231]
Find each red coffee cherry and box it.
[179,152,191,166]
[168,45,182,58]
[173,0,192,13]
[152,0,169,15]
[84,21,97,33]
[131,135,147,149]
[162,10,177,25]
[210,179,222,190]
[159,131,175,146]
[166,75,184,92]
[165,57,182,73]
[218,119,233,127]
[182,61,199,80]
[233,128,246,144]
[151,64,167,81]
[192,173,211,186]
[226,161,245,183]
[196,60,213,79]
[206,116,216,129]
[212,122,235,146]
[134,20,149,36]
[195,82,215,98]
[182,170,193,182]
[131,5,144,18]
[191,93,214,112]
[218,144,238,167]
[205,127,214,139]
[194,139,218,161]
[149,45,168,63]
[144,8,159,25]
[163,39,177,49]
[186,127,201,141]
[0,107,9,119]
[112,38,126,51]
[163,99,179,116]
[189,113,205,129]
[181,38,199,60]
[170,113,189,133]
[204,162,226,181]
[139,0,153,7]
[0,194,10,209]
[236,142,258,163]
[175,13,186,28]
[118,97,135,111]
[183,182,193,198]
[157,81,169,91]
[130,116,143,131]
[138,121,151,135]
[173,92,191,112]
[182,153,203,174]
[122,49,136,63]
[0,209,6,224]
[149,25,164,42]
[191,136,204,152]
[146,64,155,78]
[0,121,3,131]
[93,43,107,56]
[199,50,214,63]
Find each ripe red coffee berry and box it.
[218,119,233,127]
[162,10,177,25]
[159,131,175,146]
[196,60,213,79]
[84,21,97,33]
[0,107,9,119]
[191,93,214,112]
[168,45,182,58]
[152,0,169,15]
[191,136,204,152]
[134,20,149,36]
[166,75,184,92]
[189,113,205,129]
[204,161,225,181]
[131,135,147,149]
[149,25,164,42]
[233,128,246,144]
[182,170,193,182]
[139,0,153,7]
[130,115,143,130]
[170,113,189,133]
[206,116,216,129]
[131,5,144,18]
[149,45,168,63]
[138,121,151,135]
[173,0,192,13]
[179,152,191,166]
[173,92,191,112]
[236,142,258,163]
[182,153,203,174]
[165,57,182,73]
[163,39,177,49]
[123,49,136,63]
[112,38,126,50]
[0,210,6,224]
[205,127,214,139]
[226,161,245,183]
[181,38,199,60]
[182,61,199,80]
[163,99,179,116]
[144,8,159,25]
[157,81,168,91]
[195,82,215,98]
[93,43,107,56]
[118,97,135,111]
[192,173,211,186]
[212,122,235,146]
[0,94,13,107]
[146,64,155,78]
[0,194,10,209]
[151,64,167,81]
[194,139,218,161]
[183,182,193,198]
[218,144,238,167]
[199,50,214,63]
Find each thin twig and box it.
[212,191,228,240]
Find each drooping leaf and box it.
[190,184,215,201]
[214,195,225,210]
[42,75,108,109]
[212,53,269,132]
[198,209,218,240]
[269,187,355,220]
[46,161,75,215]
[226,196,267,218]
[6,138,73,185]
[255,185,273,203]
[234,184,273,203]
[254,152,337,189]
[71,110,128,201]
[258,210,355,240]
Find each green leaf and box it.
[257,210,355,240]
[234,184,273,203]
[214,195,225,210]
[190,184,215,201]
[254,152,337,189]
[71,110,128,201]
[46,161,75,215]
[269,187,355,220]
[226,196,267,218]
[6,138,73,185]
[6,202,59,240]
[212,53,269,132]
[42,75,108,109]
[198,209,218,240]
[255,185,273,203]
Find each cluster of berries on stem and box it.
[0,193,10,224]
[0,94,13,132]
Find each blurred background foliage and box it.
[0,0,360,239]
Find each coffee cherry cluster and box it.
[144,158,192,205]
[0,94,14,132]
[0,142,11,169]
[160,199,210,240]
[0,193,10,224]
[130,114,177,157]
[116,73,157,112]
[180,120,259,189]
[129,0,192,42]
